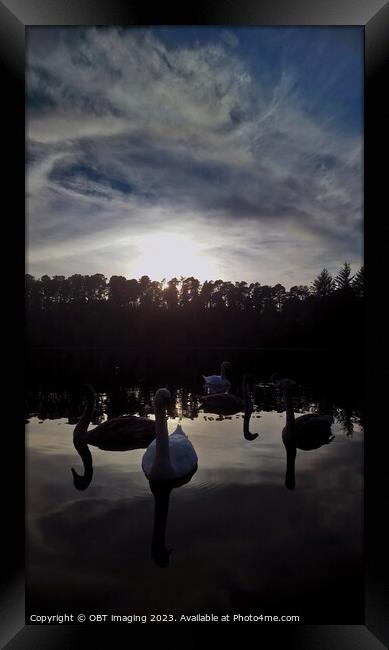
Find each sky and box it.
[26,27,363,288]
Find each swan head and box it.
[152,545,173,568]
[83,384,96,404]
[153,388,171,411]
[285,473,296,490]
[71,467,92,491]
[244,431,259,441]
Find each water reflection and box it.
[26,369,363,622]
[150,470,198,568]
[26,382,363,439]
[71,433,198,567]
[201,373,259,441]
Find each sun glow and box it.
[131,232,218,282]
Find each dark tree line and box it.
[26,263,363,311]
[26,263,364,349]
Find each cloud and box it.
[26,27,363,286]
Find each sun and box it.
[131,232,218,282]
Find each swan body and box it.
[283,412,334,449]
[201,392,243,415]
[203,361,231,394]
[73,385,155,449]
[201,373,259,440]
[142,389,198,482]
[85,415,155,451]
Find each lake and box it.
[26,350,364,624]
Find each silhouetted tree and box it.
[25,266,364,351]
[312,268,335,297]
[108,275,130,307]
[352,266,364,297]
[288,285,310,302]
[68,274,88,304]
[200,280,213,309]
[86,274,108,302]
[139,275,152,308]
[127,278,140,307]
[180,277,200,308]
[272,283,287,311]
[164,277,179,310]
[335,262,354,294]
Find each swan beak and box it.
[244,432,259,441]
[285,477,295,490]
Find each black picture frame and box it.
[1,0,387,647]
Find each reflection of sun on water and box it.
[132,232,218,282]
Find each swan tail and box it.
[173,423,187,437]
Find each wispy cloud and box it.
[26,27,363,286]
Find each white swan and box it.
[202,361,231,394]
[201,372,252,414]
[142,388,198,481]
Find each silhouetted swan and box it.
[201,372,251,413]
[203,361,231,394]
[201,373,259,440]
[274,377,334,489]
[142,388,198,481]
[242,404,260,441]
[71,384,156,490]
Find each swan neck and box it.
[243,402,253,437]
[152,486,171,559]
[241,374,250,401]
[285,442,296,489]
[154,406,172,468]
[220,363,228,379]
[284,391,295,427]
[74,391,95,440]
[73,439,93,483]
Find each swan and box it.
[201,372,253,414]
[202,361,231,394]
[201,373,260,441]
[71,384,156,490]
[142,388,198,482]
[274,377,334,489]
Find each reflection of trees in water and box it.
[26,383,363,437]
[333,407,363,437]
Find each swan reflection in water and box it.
[201,373,260,441]
[141,388,198,567]
[149,469,197,568]
[71,384,156,490]
[71,385,198,568]
[273,376,335,490]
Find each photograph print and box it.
[25,26,364,624]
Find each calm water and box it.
[26,361,364,623]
